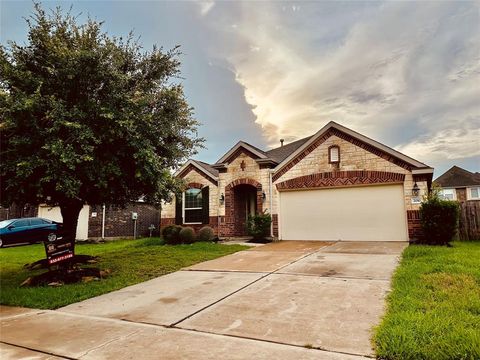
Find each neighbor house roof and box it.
[434,166,480,188]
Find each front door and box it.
[233,184,258,236]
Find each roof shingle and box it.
[434,166,480,187]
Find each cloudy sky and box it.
[2,1,479,176]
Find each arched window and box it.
[329,145,340,164]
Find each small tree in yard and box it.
[0,4,202,252]
[419,186,460,246]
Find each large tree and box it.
[0,4,202,244]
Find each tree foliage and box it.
[0,4,202,241]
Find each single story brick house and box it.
[434,166,480,201]
[161,121,433,241]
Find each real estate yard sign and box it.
[44,238,74,265]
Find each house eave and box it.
[273,121,432,176]
[174,160,219,183]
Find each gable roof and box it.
[274,121,432,175]
[434,166,480,187]
[174,159,218,183]
[177,121,433,182]
[215,141,268,165]
[266,136,313,163]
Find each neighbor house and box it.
[434,166,480,201]
[161,121,433,242]
[1,202,160,240]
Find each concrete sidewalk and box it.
[1,241,407,359]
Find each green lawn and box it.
[0,238,247,309]
[374,241,480,360]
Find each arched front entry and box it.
[224,178,263,237]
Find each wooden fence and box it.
[459,200,480,240]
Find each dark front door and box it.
[233,184,257,236]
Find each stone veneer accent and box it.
[273,128,413,182]
[276,171,405,191]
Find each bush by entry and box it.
[0,238,247,309]
[374,241,480,360]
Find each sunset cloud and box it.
[203,1,479,168]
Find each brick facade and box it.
[88,203,160,239]
[276,171,405,191]
[407,210,423,240]
[161,123,433,241]
[222,178,263,237]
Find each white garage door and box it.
[279,184,407,241]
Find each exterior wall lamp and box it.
[412,182,420,197]
[262,191,266,202]
[219,193,225,205]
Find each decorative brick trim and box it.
[186,182,204,189]
[273,130,333,182]
[276,171,405,190]
[273,128,413,182]
[177,164,218,186]
[225,178,263,191]
[407,210,422,240]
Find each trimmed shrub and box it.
[162,225,182,245]
[247,213,272,240]
[179,226,196,244]
[197,226,215,242]
[420,197,460,246]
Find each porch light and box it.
[412,182,420,197]
[219,193,225,205]
[262,191,266,202]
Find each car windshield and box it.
[0,219,15,228]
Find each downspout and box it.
[269,169,274,238]
[101,204,106,239]
[217,180,222,238]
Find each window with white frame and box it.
[439,188,456,201]
[470,187,480,200]
[183,188,203,223]
[329,145,340,163]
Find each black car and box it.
[0,217,63,248]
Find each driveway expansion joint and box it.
[172,325,373,358]
[0,340,77,360]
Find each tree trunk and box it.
[60,200,83,248]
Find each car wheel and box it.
[0,238,3,248]
[47,233,57,242]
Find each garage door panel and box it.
[279,185,407,241]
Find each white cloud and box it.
[198,1,215,16]
[396,127,480,162]
[203,1,480,164]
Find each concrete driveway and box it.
[0,241,407,359]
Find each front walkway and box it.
[0,241,407,359]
